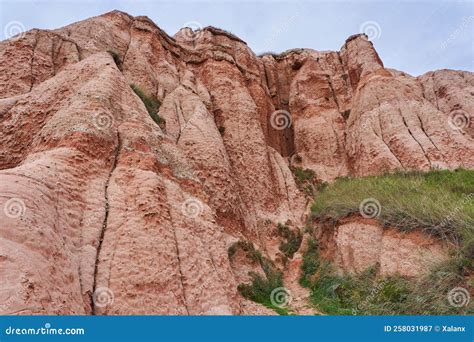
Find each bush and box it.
[277,223,302,259]
[130,84,165,128]
[218,126,225,135]
[237,268,288,315]
[230,240,289,315]
[290,166,318,196]
[299,238,320,288]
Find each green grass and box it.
[300,238,473,315]
[290,166,329,195]
[130,84,165,128]
[304,169,474,315]
[290,166,321,196]
[237,270,289,315]
[230,240,290,315]
[277,223,302,259]
[311,169,474,251]
[299,237,320,288]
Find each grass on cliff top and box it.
[311,169,474,251]
[305,169,473,315]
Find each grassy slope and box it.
[304,169,473,315]
[311,169,474,250]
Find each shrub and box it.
[237,268,288,315]
[218,126,225,135]
[228,240,263,264]
[290,166,319,196]
[293,154,303,163]
[277,223,302,259]
[130,84,165,128]
[230,240,289,315]
[299,237,320,288]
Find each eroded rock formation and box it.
[0,10,472,315]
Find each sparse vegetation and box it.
[300,238,473,315]
[278,48,304,59]
[277,223,302,259]
[204,26,243,43]
[130,84,165,128]
[228,240,263,263]
[292,167,315,186]
[257,51,279,58]
[230,240,289,315]
[290,166,326,196]
[299,237,320,288]
[107,49,122,70]
[237,269,288,315]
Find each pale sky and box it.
[0,0,472,76]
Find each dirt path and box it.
[283,237,321,315]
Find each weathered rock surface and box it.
[316,218,449,277]
[0,10,472,315]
